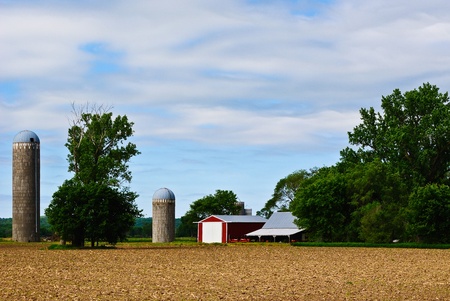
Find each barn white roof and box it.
[246,228,301,236]
[246,212,305,237]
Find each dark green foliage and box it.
[176,215,197,237]
[292,167,355,242]
[345,160,409,243]
[128,218,152,238]
[46,106,142,247]
[348,83,450,186]
[408,184,450,243]
[177,190,241,237]
[0,218,12,238]
[358,202,405,243]
[127,218,181,238]
[40,216,52,237]
[291,242,450,249]
[0,217,52,238]
[289,83,450,243]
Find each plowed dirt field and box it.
[0,242,449,300]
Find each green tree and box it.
[291,167,355,242]
[257,169,314,218]
[408,184,450,243]
[290,83,450,243]
[177,190,241,237]
[0,218,12,238]
[46,104,141,247]
[344,159,409,243]
[348,83,450,186]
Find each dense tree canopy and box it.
[408,184,450,243]
[46,105,142,247]
[289,83,450,243]
[177,190,241,237]
[291,167,352,242]
[347,83,450,186]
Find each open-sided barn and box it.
[197,215,266,243]
[246,212,306,242]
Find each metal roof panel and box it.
[199,215,266,223]
[261,212,298,229]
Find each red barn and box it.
[197,215,266,243]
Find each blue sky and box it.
[1,0,450,218]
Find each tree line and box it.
[0,217,182,239]
[259,83,450,243]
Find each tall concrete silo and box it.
[12,130,40,242]
[152,188,175,243]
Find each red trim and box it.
[198,223,203,242]
[222,222,227,243]
[200,215,224,223]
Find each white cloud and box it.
[130,104,359,148]
[1,0,450,217]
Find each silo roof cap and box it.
[13,130,40,143]
[153,188,175,200]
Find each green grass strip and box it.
[292,242,450,249]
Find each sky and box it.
[1,0,450,218]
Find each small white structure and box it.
[246,212,306,242]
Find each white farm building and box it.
[246,212,306,242]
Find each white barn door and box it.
[202,222,223,243]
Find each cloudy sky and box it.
[1,0,450,218]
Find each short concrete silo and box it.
[152,188,175,243]
[12,130,40,242]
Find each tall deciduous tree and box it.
[257,170,314,218]
[348,83,450,186]
[176,190,241,237]
[46,104,142,247]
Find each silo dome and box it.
[13,130,40,143]
[152,188,175,201]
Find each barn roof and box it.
[246,212,305,237]
[246,228,301,236]
[198,215,266,223]
[261,211,298,229]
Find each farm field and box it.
[0,242,449,300]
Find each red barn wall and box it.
[227,223,265,241]
[197,216,266,243]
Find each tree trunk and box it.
[72,227,85,247]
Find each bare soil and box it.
[0,242,449,300]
